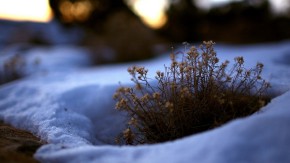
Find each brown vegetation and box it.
[114,41,271,145]
[0,121,43,163]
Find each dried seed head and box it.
[153,92,161,99]
[128,117,137,126]
[257,62,264,69]
[187,46,198,58]
[136,67,147,75]
[141,94,150,102]
[156,70,161,76]
[156,70,164,77]
[117,87,127,93]
[171,61,178,67]
[203,40,215,48]
[165,101,173,108]
[235,56,244,64]
[226,76,232,82]
[113,92,119,99]
[115,98,127,109]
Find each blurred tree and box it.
[202,0,272,42]
[161,0,202,42]
[49,0,167,63]
[159,0,290,43]
[49,0,134,27]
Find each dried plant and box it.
[0,54,25,85]
[114,41,271,145]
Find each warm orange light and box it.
[59,0,93,22]
[0,0,52,22]
[130,0,168,29]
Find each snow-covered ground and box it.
[0,41,290,163]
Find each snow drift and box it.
[0,41,290,163]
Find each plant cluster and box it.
[114,41,271,145]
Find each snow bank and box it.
[0,45,92,78]
[0,41,290,163]
[37,90,290,163]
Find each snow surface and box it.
[0,45,92,77]
[0,41,290,163]
[0,20,83,45]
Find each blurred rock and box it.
[0,121,43,163]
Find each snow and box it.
[0,20,83,45]
[0,45,92,77]
[0,41,290,163]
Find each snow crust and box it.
[0,41,290,163]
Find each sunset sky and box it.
[0,0,52,22]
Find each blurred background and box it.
[0,0,290,64]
